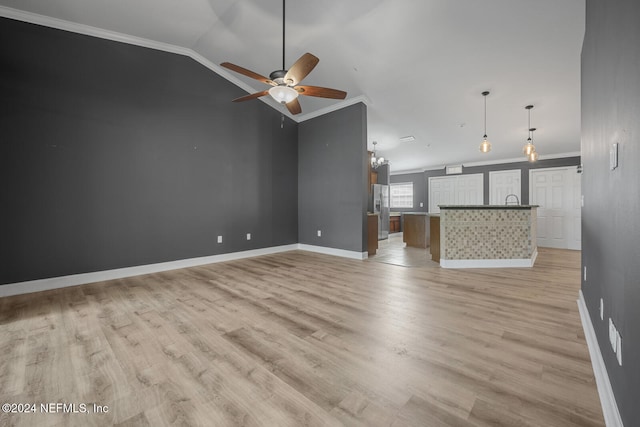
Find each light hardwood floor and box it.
[0,248,604,426]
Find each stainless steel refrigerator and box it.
[372,184,390,240]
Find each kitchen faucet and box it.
[505,194,520,205]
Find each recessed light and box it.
[399,136,415,143]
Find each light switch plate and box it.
[609,318,617,351]
[246,233,251,240]
[217,235,223,244]
[610,143,618,170]
[600,298,604,320]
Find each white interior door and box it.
[529,167,581,250]
[456,174,484,205]
[429,177,454,213]
[429,174,483,213]
[489,170,521,205]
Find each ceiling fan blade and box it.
[283,53,319,86]
[220,62,274,85]
[232,90,270,102]
[295,85,347,100]
[285,98,302,115]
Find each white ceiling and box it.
[0,0,585,173]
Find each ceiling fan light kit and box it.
[479,91,492,153]
[269,85,298,104]
[220,0,346,115]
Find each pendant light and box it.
[523,105,536,156]
[479,91,491,153]
[371,141,386,168]
[528,128,539,162]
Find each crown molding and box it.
[0,6,188,55]
[295,95,371,122]
[460,151,581,168]
[0,5,361,124]
[391,151,582,175]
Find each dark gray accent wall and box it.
[0,17,298,285]
[581,0,640,424]
[392,156,580,211]
[376,164,390,185]
[298,103,368,252]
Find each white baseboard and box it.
[440,248,537,269]
[0,244,369,297]
[577,290,624,427]
[297,244,368,260]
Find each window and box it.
[390,182,413,208]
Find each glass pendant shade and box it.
[479,137,491,153]
[523,106,537,158]
[269,85,298,104]
[480,91,491,153]
[523,139,535,155]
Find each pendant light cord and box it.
[483,94,487,137]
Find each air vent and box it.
[399,136,416,143]
[446,165,463,175]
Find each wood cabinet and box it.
[367,214,378,255]
[389,215,401,233]
[430,215,440,263]
[403,214,428,248]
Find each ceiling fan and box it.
[220,0,346,115]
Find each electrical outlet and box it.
[584,266,587,281]
[317,230,322,237]
[246,233,251,240]
[600,298,604,320]
[616,331,622,366]
[420,202,424,207]
[217,235,223,244]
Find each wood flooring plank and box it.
[0,248,604,426]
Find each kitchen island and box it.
[438,205,538,268]
[402,212,429,248]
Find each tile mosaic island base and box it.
[438,205,538,268]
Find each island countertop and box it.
[438,205,538,209]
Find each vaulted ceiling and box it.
[0,0,585,172]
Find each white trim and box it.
[0,6,364,124]
[295,95,371,122]
[577,290,624,427]
[297,244,368,260]
[0,245,299,298]
[440,248,537,269]
[0,243,370,297]
[0,6,188,55]
[461,151,581,168]
[391,151,582,175]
